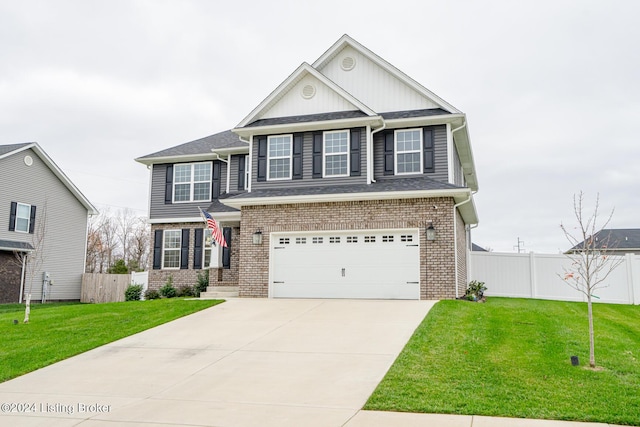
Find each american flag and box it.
[199,207,227,248]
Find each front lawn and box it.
[0,298,222,383]
[366,298,640,426]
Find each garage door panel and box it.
[271,230,420,300]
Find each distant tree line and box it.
[86,208,150,273]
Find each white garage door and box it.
[270,229,420,299]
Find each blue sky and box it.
[1,0,638,253]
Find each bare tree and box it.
[559,191,624,368]
[115,208,137,265]
[128,216,150,271]
[13,203,47,323]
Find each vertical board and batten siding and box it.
[373,125,448,182]
[0,148,90,301]
[150,160,241,220]
[251,128,368,191]
[470,251,640,305]
[317,45,440,114]
[260,74,358,119]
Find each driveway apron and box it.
[0,298,435,427]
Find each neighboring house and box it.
[0,143,98,303]
[566,229,640,255]
[136,35,479,300]
[472,243,488,252]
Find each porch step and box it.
[200,286,239,299]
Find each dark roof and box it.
[569,229,640,252]
[245,111,368,128]
[0,143,31,157]
[137,130,245,161]
[381,108,451,120]
[472,243,488,252]
[226,175,463,200]
[206,197,240,213]
[0,239,34,252]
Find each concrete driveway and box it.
[0,298,435,427]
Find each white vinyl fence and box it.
[470,252,640,305]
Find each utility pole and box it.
[514,237,525,253]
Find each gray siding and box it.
[452,144,464,187]
[373,125,449,183]
[0,148,89,301]
[149,159,245,220]
[251,128,368,190]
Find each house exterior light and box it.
[252,231,263,245]
[426,223,436,241]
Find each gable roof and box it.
[312,34,462,114]
[0,143,98,215]
[568,229,640,252]
[135,130,247,165]
[234,62,380,131]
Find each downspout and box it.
[212,153,230,194]
[239,136,252,192]
[369,121,386,183]
[453,190,476,299]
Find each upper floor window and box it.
[14,202,31,233]
[268,135,292,180]
[162,230,181,269]
[173,162,212,202]
[324,130,349,177]
[395,129,422,174]
[244,154,250,190]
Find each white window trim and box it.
[244,154,250,190]
[394,129,423,176]
[323,130,350,178]
[173,162,213,204]
[15,202,31,233]
[162,229,181,270]
[267,134,293,181]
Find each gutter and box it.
[369,121,386,183]
[212,152,230,194]
[238,136,252,192]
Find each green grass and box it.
[365,298,640,426]
[0,298,222,383]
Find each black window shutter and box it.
[193,228,203,269]
[384,131,394,175]
[292,133,303,180]
[9,201,17,231]
[350,129,361,177]
[312,133,323,178]
[28,205,36,234]
[237,155,245,190]
[257,136,267,182]
[212,161,221,198]
[164,165,173,204]
[180,229,190,270]
[152,230,163,270]
[222,227,231,269]
[423,128,434,173]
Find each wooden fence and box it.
[81,272,148,303]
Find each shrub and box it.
[464,280,487,301]
[124,284,143,301]
[177,285,195,297]
[194,271,209,297]
[144,289,160,300]
[159,276,177,298]
[108,259,129,274]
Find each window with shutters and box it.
[14,202,31,233]
[323,130,349,177]
[162,230,181,269]
[244,155,250,190]
[395,129,422,174]
[173,162,212,202]
[268,135,292,180]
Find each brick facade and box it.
[238,197,467,300]
[0,251,22,303]
[148,223,240,291]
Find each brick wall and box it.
[149,223,240,291]
[238,197,465,299]
[0,251,22,303]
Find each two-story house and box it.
[136,35,478,300]
[0,142,98,303]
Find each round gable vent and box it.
[301,84,316,99]
[24,155,33,166]
[341,56,356,71]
